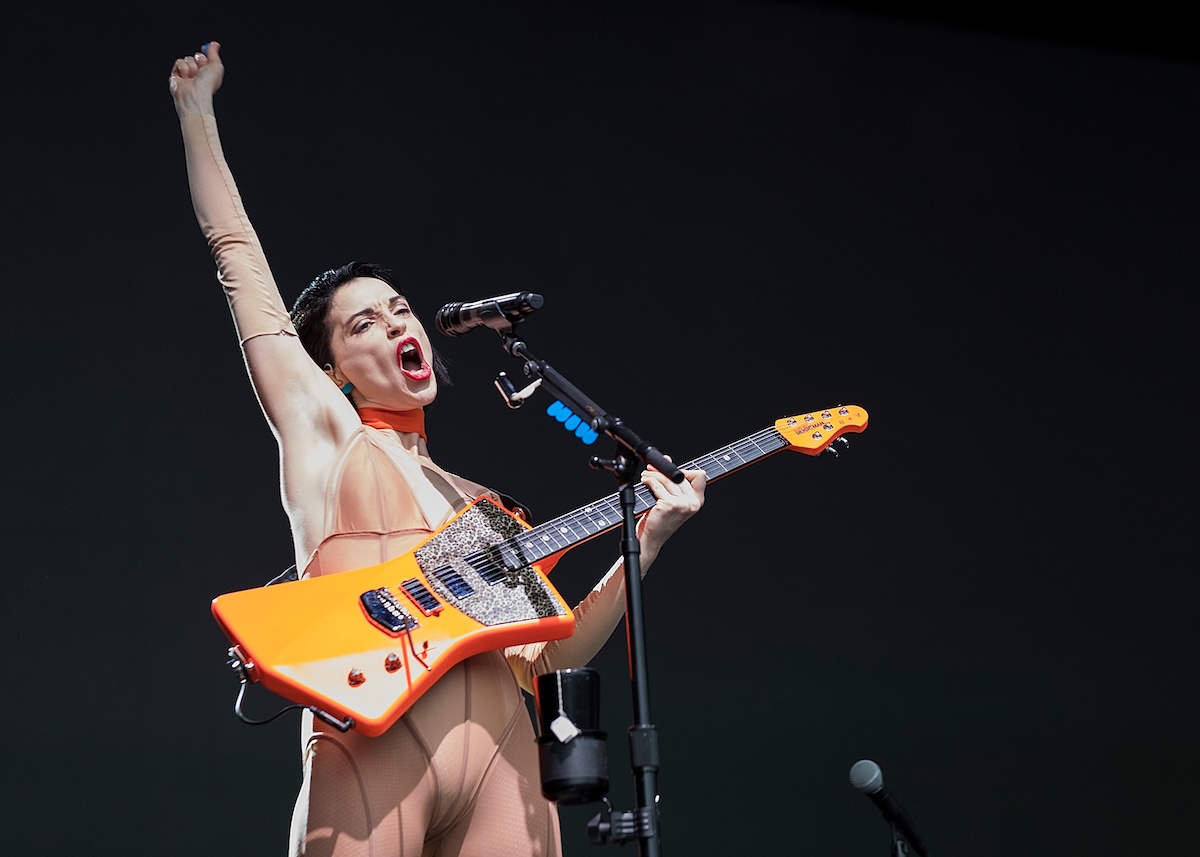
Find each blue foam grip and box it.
[546,401,599,445]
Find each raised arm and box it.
[169,43,357,448]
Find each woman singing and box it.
[169,41,706,857]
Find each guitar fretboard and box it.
[497,426,791,567]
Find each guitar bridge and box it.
[360,588,419,635]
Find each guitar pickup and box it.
[360,588,419,635]
[430,565,475,599]
[466,543,528,584]
[400,578,444,617]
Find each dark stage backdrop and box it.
[5,2,1196,854]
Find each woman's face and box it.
[326,277,437,410]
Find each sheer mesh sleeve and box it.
[182,113,296,344]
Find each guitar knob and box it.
[348,668,366,687]
[384,653,402,673]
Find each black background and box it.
[5,2,1196,854]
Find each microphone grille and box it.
[849,759,884,793]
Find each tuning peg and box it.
[838,437,851,448]
[825,445,839,457]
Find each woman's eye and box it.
[394,306,411,316]
[354,319,373,333]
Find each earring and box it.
[341,383,354,395]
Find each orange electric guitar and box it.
[212,405,868,736]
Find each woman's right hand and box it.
[169,41,224,119]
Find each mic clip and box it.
[494,371,542,409]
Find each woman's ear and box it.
[323,363,353,395]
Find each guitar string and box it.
[460,427,791,583]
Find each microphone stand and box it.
[890,822,913,857]
[494,321,682,857]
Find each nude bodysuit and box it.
[183,114,637,857]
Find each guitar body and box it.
[212,497,574,737]
[213,405,868,737]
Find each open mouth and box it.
[397,338,432,381]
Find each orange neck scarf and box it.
[358,407,427,439]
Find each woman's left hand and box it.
[636,463,707,566]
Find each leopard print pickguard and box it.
[414,500,568,627]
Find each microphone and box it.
[435,292,544,336]
[849,759,930,857]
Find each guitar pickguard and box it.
[415,500,568,627]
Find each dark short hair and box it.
[290,261,451,388]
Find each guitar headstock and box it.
[775,405,869,455]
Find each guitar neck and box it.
[510,426,791,565]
